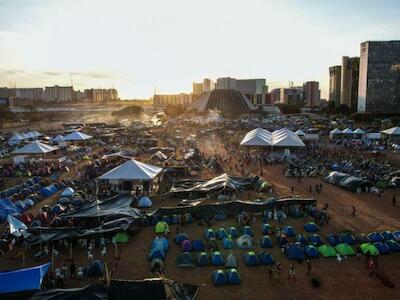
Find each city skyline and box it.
[0,0,400,99]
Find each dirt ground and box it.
[2,132,400,299]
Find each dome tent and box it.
[225,253,238,268]
[61,187,75,197]
[262,223,270,235]
[304,222,319,233]
[382,231,395,241]
[182,240,192,252]
[176,252,195,267]
[226,268,241,284]
[258,251,274,265]
[222,237,234,249]
[228,226,240,238]
[368,232,384,243]
[360,243,379,256]
[192,239,205,252]
[243,226,254,237]
[304,245,319,258]
[154,221,169,234]
[339,233,356,245]
[197,252,209,266]
[327,234,342,246]
[236,234,254,249]
[212,270,227,286]
[283,226,296,237]
[334,243,355,256]
[286,244,305,261]
[138,196,152,208]
[385,239,400,252]
[244,251,260,266]
[318,244,337,258]
[175,233,189,245]
[260,236,273,248]
[374,242,391,254]
[216,228,228,240]
[211,252,224,266]
[308,234,323,246]
[205,229,215,239]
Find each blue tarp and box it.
[0,263,51,294]
[0,199,22,220]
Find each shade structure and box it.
[381,126,400,136]
[12,141,59,155]
[353,128,365,134]
[295,129,306,136]
[342,128,353,134]
[98,159,162,181]
[52,135,65,143]
[63,131,93,141]
[240,128,305,147]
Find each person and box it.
[393,194,396,206]
[306,259,311,276]
[291,186,294,194]
[336,253,342,264]
[288,264,295,279]
[164,223,170,237]
[352,206,356,217]
[368,259,374,276]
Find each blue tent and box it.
[222,238,234,249]
[138,196,152,208]
[381,231,395,241]
[211,252,224,266]
[86,260,105,277]
[0,263,51,294]
[393,230,400,241]
[260,236,273,248]
[216,228,228,240]
[327,234,342,246]
[258,252,274,265]
[215,214,226,221]
[205,229,215,239]
[294,234,307,246]
[304,222,319,233]
[307,234,323,246]
[151,237,169,251]
[374,242,391,254]
[175,252,195,267]
[175,233,189,245]
[339,233,356,245]
[283,226,296,237]
[0,199,21,220]
[262,223,270,235]
[368,232,384,243]
[286,244,305,261]
[197,252,209,266]
[304,245,319,258]
[244,251,260,266]
[385,240,400,252]
[227,226,240,238]
[212,270,227,286]
[149,248,166,260]
[236,234,254,249]
[243,226,253,237]
[226,269,241,284]
[192,239,205,252]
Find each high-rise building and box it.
[84,88,118,101]
[14,88,44,100]
[153,93,193,107]
[303,81,320,107]
[202,78,215,92]
[45,86,74,102]
[192,82,203,96]
[216,77,237,89]
[278,87,303,105]
[358,41,400,113]
[340,56,359,109]
[329,66,341,107]
[235,78,268,107]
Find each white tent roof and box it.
[63,131,93,141]
[12,141,59,154]
[353,128,365,134]
[98,159,162,181]
[9,133,24,141]
[52,135,65,142]
[240,128,305,147]
[342,128,353,134]
[330,128,342,134]
[382,126,400,136]
[295,129,306,136]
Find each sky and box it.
[0,0,399,99]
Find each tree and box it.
[0,106,15,129]
[276,104,301,114]
[351,112,374,123]
[111,105,144,117]
[335,104,351,115]
[164,104,186,117]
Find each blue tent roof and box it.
[304,222,319,233]
[327,234,342,246]
[283,226,296,237]
[260,236,273,248]
[0,263,51,294]
[258,252,275,265]
[286,244,305,261]
[0,199,22,220]
[339,233,356,245]
[304,245,319,258]
[368,232,384,243]
[308,234,323,246]
[374,242,391,254]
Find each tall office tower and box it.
[192,82,203,96]
[358,41,400,113]
[216,77,237,89]
[202,78,215,92]
[235,79,268,106]
[329,66,342,107]
[303,81,321,107]
[340,56,359,109]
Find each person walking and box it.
[352,206,356,217]
[288,264,296,280]
[306,259,311,276]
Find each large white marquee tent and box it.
[240,128,305,147]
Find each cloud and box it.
[41,71,63,76]
[70,71,115,79]
[0,69,24,75]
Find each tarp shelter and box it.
[0,263,50,294]
[318,245,337,258]
[7,214,27,237]
[61,187,75,197]
[12,141,59,155]
[226,269,241,284]
[334,243,355,256]
[240,128,305,148]
[352,128,365,138]
[63,131,93,141]
[342,128,353,135]
[381,126,400,136]
[51,135,64,143]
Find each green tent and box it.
[317,244,337,257]
[375,180,388,189]
[155,221,169,234]
[360,243,379,256]
[335,243,355,256]
[114,232,129,244]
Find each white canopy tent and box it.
[63,131,93,141]
[353,128,365,134]
[240,128,305,147]
[342,128,353,134]
[381,126,400,136]
[329,128,342,139]
[12,141,59,155]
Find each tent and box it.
[211,252,224,266]
[356,234,370,244]
[86,260,105,277]
[228,226,240,238]
[394,230,400,241]
[382,231,395,241]
[307,234,323,246]
[327,234,342,246]
[8,133,25,146]
[374,242,391,254]
[262,223,270,235]
[339,233,356,245]
[225,253,238,268]
[212,270,227,286]
[236,234,254,249]
[283,226,296,238]
[61,187,75,197]
[154,221,169,234]
[385,240,400,252]
[175,233,189,245]
[63,131,93,141]
[244,251,260,266]
[216,228,228,240]
[182,240,192,252]
[334,243,355,256]
[304,245,319,258]
[329,128,342,140]
[368,232,384,243]
[360,243,379,256]
[138,197,152,208]
[342,128,353,134]
[240,128,305,147]
[114,232,130,244]
[52,135,64,143]
[176,252,195,267]
[0,263,51,294]
[222,237,234,249]
[197,252,209,266]
[381,126,400,136]
[192,239,205,252]
[7,215,27,237]
[205,229,215,239]
[98,159,162,181]
[294,234,307,246]
[258,251,274,265]
[317,245,337,258]
[243,226,253,237]
[260,236,273,248]
[304,222,319,233]
[12,141,59,155]
[226,269,241,284]
[286,244,305,261]
[277,235,288,247]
